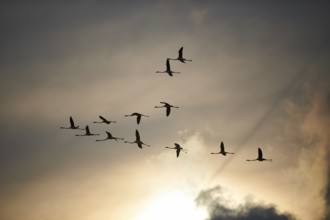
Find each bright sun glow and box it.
[136,191,208,220]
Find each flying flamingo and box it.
[156,58,180,76]
[60,116,84,130]
[124,129,150,148]
[246,148,272,162]
[211,141,234,156]
[125,112,149,124]
[75,125,100,136]
[154,101,179,117]
[169,46,192,63]
[93,115,116,124]
[165,143,188,158]
[96,131,124,142]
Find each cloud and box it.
[300,87,330,220]
[325,164,330,219]
[282,80,330,220]
[195,185,296,220]
[194,78,330,220]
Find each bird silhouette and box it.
[165,143,188,158]
[156,58,180,76]
[60,116,84,130]
[169,46,192,63]
[96,131,124,142]
[154,101,179,117]
[246,148,272,162]
[124,129,150,148]
[124,112,149,124]
[75,125,100,136]
[211,141,234,156]
[93,115,116,124]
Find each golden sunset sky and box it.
[0,1,329,220]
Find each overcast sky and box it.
[1,1,330,220]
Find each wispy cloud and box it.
[283,83,330,220]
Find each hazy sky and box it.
[1,1,330,220]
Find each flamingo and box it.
[169,46,192,63]
[211,141,234,156]
[246,148,272,162]
[156,58,180,76]
[124,112,149,124]
[96,131,124,142]
[155,101,179,117]
[60,116,84,130]
[165,143,188,158]
[75,125,100,136]
[124,129,150,148]
[93,115,116,124]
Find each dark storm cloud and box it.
[196,186,296,220]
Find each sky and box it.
[0,1,330,220]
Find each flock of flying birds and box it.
[61,47,272,162]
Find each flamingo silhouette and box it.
[60,116,84,130]
[93,115,116,125]
[165,143,188,158]
[211,141,234,156]
[125,112,149,124]
[96,131,124,142]
[154,102,179,117]
[75,125,100,136]
[156,58,180,76]
[124,129,150,148]
[169,46,192,63]
[246,148,272,162]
